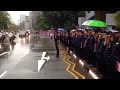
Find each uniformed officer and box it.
[110,32,120,79]
[74,31,79,57]
[95,33,101,69]
[54,31,60,58]
[65,32,69,51]
[69,32,73,51]
[84,30,91,63]
[62,32,66,46]
[89,30,96,66]
[99,34,105,72]
[103,35,114,78]
[75,30,83,58]
[95,33,106,72]
[82,29,88,60]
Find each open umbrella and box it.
[87,20,107,27]
[57,28,65,32]
[81,20,93,29]
[82,20,93,25]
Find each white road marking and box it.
[73,54,77,58]
[0,52,9,56]
[89,70,99,79]
[79,59,84,66]
[0,71,7,78]
[38,60,46,72]
[38,52,50,72]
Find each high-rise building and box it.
[20,14,26,23]
[25,16,29,30]
[29,12,33,30]
[29,11,43,30]
[20,14,26,30]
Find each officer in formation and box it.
[59,28,120,79]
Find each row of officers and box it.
[55,29,120,79]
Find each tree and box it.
[42,11,85,31]
[35,14,51,30]
[0,11,11,30]
[8,22,19,32]
[113,11,120,31]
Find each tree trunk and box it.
[95,11,106,22]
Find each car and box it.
[19,30,26,38]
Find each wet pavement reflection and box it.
[0,35,31,73]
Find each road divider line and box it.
[0,71,7,78]
[62,52,78,79]
[59,46,78,79]
[66,53,85,79]
[89,70,99,79]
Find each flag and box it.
[116,61,120,72]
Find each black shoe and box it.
[56,55,59,58]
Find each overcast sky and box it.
[8,11,30,25]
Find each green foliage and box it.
[8,23,19,32]
[0,11,11,30]
[35,14,51,30]
[113,11,120,30]
[35,11,85,31]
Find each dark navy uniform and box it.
[70,34,74,51]
[110,39,120,79]
[89,35,96,65]
[62,34,65,45]
[54,32,60,57]
[77,35,83,58]
[103,43,113,78]
[65,35,69,48]
[81,35,86,59]
[84,36,91,62]
[96,38,106,72]
[72,35,76,52]
[74,35,83,58]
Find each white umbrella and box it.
[109,29,119,33]
[82,20,92,25]
[71,29,76,32]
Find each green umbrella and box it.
[87,20,107,27]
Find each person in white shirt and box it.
[0,32,2,38]
[9,32,13,37]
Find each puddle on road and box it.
[0,36,31,72]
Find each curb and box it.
[70,50,101,79]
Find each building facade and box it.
[78,17,86,27]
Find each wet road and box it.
[0,34,94,79]
[0,34,31,75]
